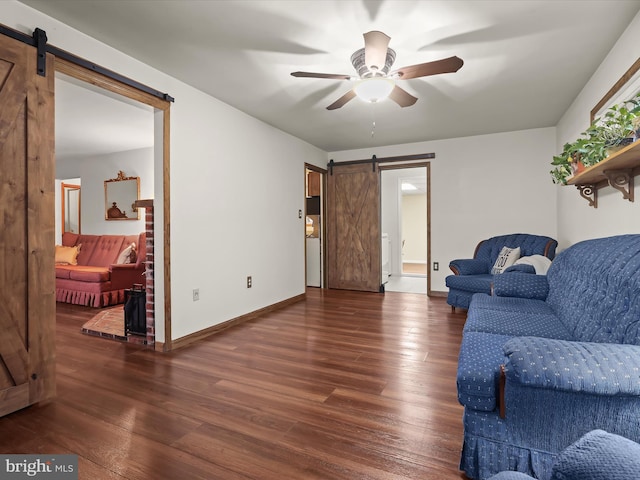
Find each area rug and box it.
[82,306,126,341]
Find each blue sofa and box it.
[446,233,557,310]
[488,430,640,480]
[456,234,640,480]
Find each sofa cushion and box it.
[55,266,72,279]
[75,234,101,265]
[546,235,640,345]
[464,294,573,340]
[470,294,549,313]
[458,331,514,411]
[68,266,110,283]
[61,231,79,247]
[446,273,493,294]
[86,235,127,267]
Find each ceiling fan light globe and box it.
[354,77,395,103]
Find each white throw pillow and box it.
[491,246,521,274]
[116,242,136,264]
[514,254,552,275]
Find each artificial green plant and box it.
[550,92,640,184]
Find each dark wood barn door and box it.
[326,163,381,292]
[0,33,56,416]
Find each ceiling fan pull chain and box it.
[371,102,376,138]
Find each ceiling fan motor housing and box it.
[351,48,396,78]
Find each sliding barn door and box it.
[0,33,56,416]
[326,163,381,292]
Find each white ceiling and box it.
[55,73,154,160]
[20,0,640,154]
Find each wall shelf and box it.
[566,139,640,208]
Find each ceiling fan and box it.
[291,31,463,110]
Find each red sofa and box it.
[56,232,146,308]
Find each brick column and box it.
[133,199,155,346]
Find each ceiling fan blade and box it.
[392,56,464,80]
[291,71,352,80]
[363,30,391,73]
[327,89,356,110]
[388,86,418,108]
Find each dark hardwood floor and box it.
[0,288,469,479]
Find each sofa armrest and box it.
[109,263,145,290]
[449,258,488,275]
[493,273,549,300]
[503,264,536,274]
[504,336,640,396]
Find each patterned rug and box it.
[82,306,126,341]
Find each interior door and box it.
[326,163,381,292]
[0,33,56,417]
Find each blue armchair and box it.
[446,233,557,310]
[488,429,640,480]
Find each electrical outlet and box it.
[247,276,252,288]
[433,262,439,271]
[193,288,199,301]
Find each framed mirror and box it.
[61,182,81,234]
[104,171,140,220]
[591,57,640,123]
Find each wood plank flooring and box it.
[0,288,469,480]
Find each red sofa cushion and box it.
[68,266,110,282]
[86,236,127,267]
[55,267,72,279]
[74,235,101,266]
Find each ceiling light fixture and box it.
[401,183,417,191]
[354,77,395,103]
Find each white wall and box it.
[331,127,558,292]
[402,194,427,264]
[56,148,153,236]
[6,1,327,342]
[555,11,640,248]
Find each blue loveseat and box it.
[446,233,557,310]
[456,234,640,480]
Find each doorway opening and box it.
[305,165,326,288]
[54,71,155,343]
[380,164,430,294]
[60,180,81,235]
[53,58,172,350]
